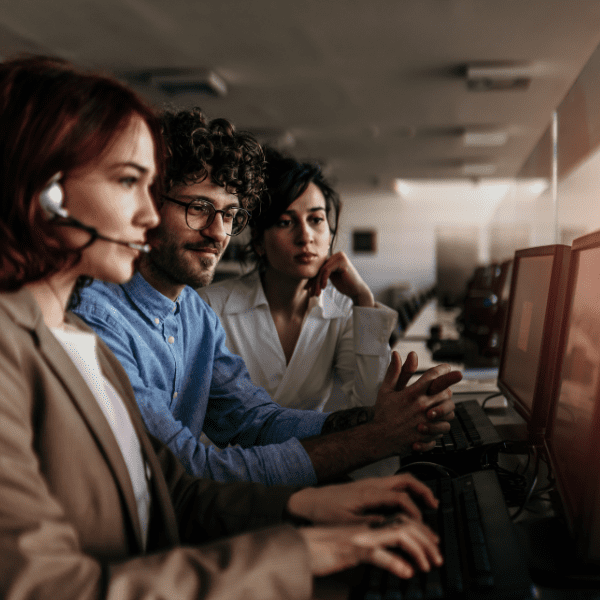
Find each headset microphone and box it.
[39,173,151,253]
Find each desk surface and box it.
[394,300,463,372]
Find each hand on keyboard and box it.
[298,516,443,578]
[287,473,439,525]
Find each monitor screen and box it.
[497,245,570,440]
[546,233,600,563]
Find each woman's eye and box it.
[277,219,292,228]
[120,176,139,188]
[310,217,325,225]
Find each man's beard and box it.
[148,235,221,289]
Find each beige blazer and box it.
[0,288,311,600]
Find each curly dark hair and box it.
[246,146,341,267]
[160,107,265,211]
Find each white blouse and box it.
[51,326,151,548]
[199,270,398,412]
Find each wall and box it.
[490,143,600,250]
[556,148,600,236]
[336,181,540,302]
[334,189,436,301]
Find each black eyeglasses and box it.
[161,195,250,236]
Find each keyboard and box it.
[401,400,503,475]
[351,470,536,600]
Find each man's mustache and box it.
[184,243,223,254]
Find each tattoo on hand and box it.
[321,407,375,434]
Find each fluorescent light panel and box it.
[463,130,508,147]
[466,64,536,80]
[150,70,227,97]
[462,163,497,176]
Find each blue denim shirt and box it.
[73,273,327,485]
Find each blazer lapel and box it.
[34,320,145,551]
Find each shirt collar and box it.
[121,272,182,320]
[222,270,347,319]
[222,270,268,314]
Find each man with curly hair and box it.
[74,107,460,487]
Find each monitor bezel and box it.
[544,230,600,564]
[497,244,571,443]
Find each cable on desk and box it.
[491,463,528,507]
[510,446,541,522]
[482,442,535,506]
[497,440,533,474]
[481,392,503,409]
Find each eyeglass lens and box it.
[186,201,248,236]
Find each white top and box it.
[199,270,398,412]
[51,327,151,548]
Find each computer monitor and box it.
[545,230,600,566]
[497,245,571,443]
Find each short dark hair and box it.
[248,146,341,264]
[0,55,165,292]
[160,107,265,211]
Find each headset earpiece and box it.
[40,172,68,219]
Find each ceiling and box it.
[1,0,600,191]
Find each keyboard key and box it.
[382,573,402,600]
[403,576,423,600]
[423,568,444,599]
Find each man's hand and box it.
[374,352,462,454]
[287,473,438,525]
[299,516,443,578]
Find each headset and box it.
[39,172,150,253]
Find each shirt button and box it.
[154,318,160,324]
[168,336,175,344]
[173,392,178,399]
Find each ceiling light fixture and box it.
[465,62,533,92]
[463,130,509,147]
[462,163,497,176]
[148,69,228,97]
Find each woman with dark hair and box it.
[200,147,398,412]
[0,57,443,599]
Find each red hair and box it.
[0,55,166,289]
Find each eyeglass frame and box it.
[160,195,251,236]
